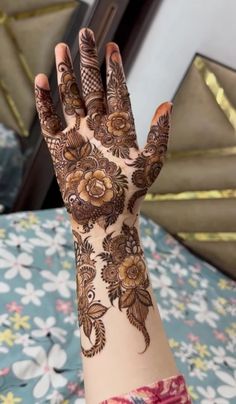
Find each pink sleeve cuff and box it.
[101,374,191,403]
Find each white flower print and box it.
[0,281,10,293]
[171,263,188,277]
[42,220,61,229]
[175,342,196,363]
[0,249,33,280]
[199,278,209,289]
[12,344,67,398]
[141,235,158,253]
[74,328,81,338]
[197,386,228,404]
[74,400,86,404]
[45,389,65,403]
[41,270,75,298]
[31,229,66,256]
[15,333,35,347]
[146,257,158,271]
[16,282,45,306]
[190,367,207,380]
[32,317,67,343]
[157,304,171,321]
[188,300,219,328]
[64,312,77,325]
[210,346,236,368]
[226,341,236,354]
[0,314,10,327]
[150,273,177,298]
[0,344,9,354]
[206,360,220,372]
[216,370,236,399]
[169,306,185,320]
[5,233,33,252]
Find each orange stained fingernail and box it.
[151,102,173,125]
[106,42,121,62]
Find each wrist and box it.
[70,210,141,243]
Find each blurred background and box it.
[0,0,235,277]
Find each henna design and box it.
[87,111,137,159]
[74,230,108,357]
[106,47,132,113]
[87,46,138,158]
[58,49,84,116]
[100,223,153,352]
[128,111,170,212]
[35,88,128,232]
[35,86,62,135]
[80,29,105,117]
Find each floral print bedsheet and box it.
[0,208,235,404]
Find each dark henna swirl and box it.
[74,231,108,357]
[127,111,171,212]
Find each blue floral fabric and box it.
[0,124,23,212]
[0,208,235,404]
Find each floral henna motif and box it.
[73,230,108,357]
[41,132,127,233]
[87,46,138,158]
[79,29,105,117]
[87,111,137,159]
[100,223,153,352]
[128,111,171,212]
[58,50,84,116]
[35,86,62,135]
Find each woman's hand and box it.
[35,28,172,233]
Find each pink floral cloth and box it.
[101,374,191,403]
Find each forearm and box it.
[71,214,178,404]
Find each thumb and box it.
[145,101,173,150]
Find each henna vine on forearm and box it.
[100,223,153,352]
[127,110,171,212]
[73,230,108,357]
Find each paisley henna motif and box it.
[73,230,108,357]
[100,223,153,352]
[128,110,171,212]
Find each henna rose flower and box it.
[60,73,83,114]
[78,170,114,206]
[106,112,130,136]
[66,170,84,187]
[118,255,146,288]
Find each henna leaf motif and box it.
[87,303,108,320]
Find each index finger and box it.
[35,74,63,137]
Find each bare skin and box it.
[35,28,178,404]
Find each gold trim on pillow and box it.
[11,2,78,20]
[0,78,28,136]
[167,146,236,159]
[145,189,236,201]
[0,2,78,135]
[194,56,236,131]
[178,232,236,241]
